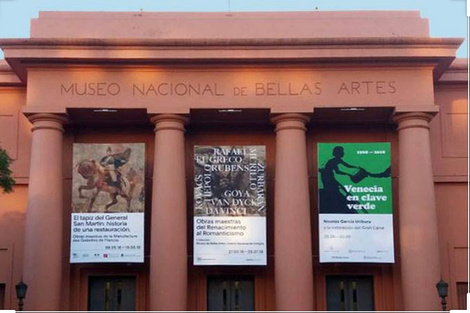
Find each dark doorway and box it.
[207,276,255,311]
[0,283,4,309]
[88,276,136,311]
[326,275,374,311]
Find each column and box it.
[149,114,188,311]
[23,113,66,310]
[271,113,314,311]
[394,112,441,311]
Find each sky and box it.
[0,0,468,59]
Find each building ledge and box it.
[0,37,463,84]
[0,60,23,86]
[437,58,468,84]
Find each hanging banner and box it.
[318,143,394,263]
[194,146,266,265]
[71,143,145,263]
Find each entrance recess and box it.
[207,276,255,311]
[326,276,374,311]
[88,276,136,311]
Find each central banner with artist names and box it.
[193,146,266,266]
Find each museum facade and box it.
[0,11,467,311]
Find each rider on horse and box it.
[100,147,131,188]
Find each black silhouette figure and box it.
[319,146,391,214]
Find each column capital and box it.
[392,112,434,131]
[27,113,68,133]
[271,113,310,132]
[150,114,189,132]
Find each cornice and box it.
[0,60,23,86]
[0,36,463,49]
[0,36,463,84]
[437,58,468,84]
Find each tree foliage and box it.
[0,147,15,193]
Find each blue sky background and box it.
[0,0,468,58]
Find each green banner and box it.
[318,143,392,215]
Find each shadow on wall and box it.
[0,210,25,310]
[0,210,25,242]
[0,209,26,242]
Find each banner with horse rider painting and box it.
[318,143,394,263]
[193,145,267,265]
[70,143,145,263]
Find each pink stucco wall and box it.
[31,11,430,39]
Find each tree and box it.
[0,147,15,193]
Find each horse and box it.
[76,159,134,212]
